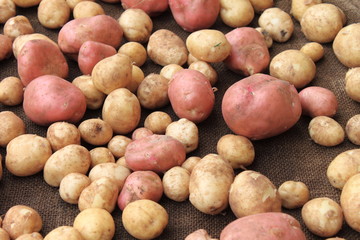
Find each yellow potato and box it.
[89,147,115,167]
[73,1,104,19]
[220,0,254,28]
[0,0,16,24]
[59,173,91,204]
[3,15,34,39]
[278,180,310,209]
[37,0,70,29]
[0,111,26,147]
[44,226,83,240]
[46,121,81,151]
[308,116,345,147]
[290,0,321,22]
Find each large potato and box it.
[340,173,360,232]
[222,73,302,140]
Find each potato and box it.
[0,0,16,24]
[147,29,188,66]
[258,7,294,42]
[13,232,43,240]
[219,0,254,28]
[0,154,2,181]
[220,212,306,240]
[116,156,129,169]
[0,111,26,147]
[229,170,281,218]
[187,53,199,65]
[269,49,316,89]
[58,15,123,59]
[136,73,169,109]
[0,76,24,106]
[43,144,91,187]
[2,205,42,240]
[248,0,273,12]
[125,134,186,172]
[89,147,115,167]
[73,208,115,240]
[163,166,190,202]
[300,42,324,62]
[255,27,273,48]
[78,41,117,75]
[344,67,360,102]
[301,3,345,43]
[126,65,145,93]
[23,75,87,126]
[18,39,69,86]
[186,29,231,63]
[117,170,163,210]
[91,53,132,95]
[0,34,12,61]
[3,15,34,40]
[168,69,215,123]
[46,122,81,151]
[122,199,168,239]
[346,114,360,145]
[12,0,41,7]
[224,27,270,76]
[185,229,216,240]
[326,149,360,190]
[216,134,255,169]
[73,1,104,19]
[144,111,172,134]
[165,118,199,153]
[278,180,310,209]
[159,64,184,80]
[59,173,91,204]
[37,0,70,29]
[181,156,201,173]
[44,226,83,240]
[72,75,106,110]
[189,154,234,215]
[169,0,220,32]
[302,197,343,237]
[66,0,95,9]
[102,88,141,135]
[131,127,153,140]
[299,86,338,117]
[78,118,113,146]
[120,0,168,16]
[88,162,131,190]
[308,116,345,147]
[78,177,119,213]
[222,73,302,140]
[188,61,218,86]
[333,23,360,68]
[290,0,321,22]
[118,8,153,43]
[118,42,147,67]
[6,134,52,177]
[107,135,132,158]
[340,173,360,232]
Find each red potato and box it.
[169,0,220,32]
[222,73,301,140]
[224,27,270,76]
[0,34,12,61]
[78,41,117,75]
[220,212,306,240]
[17,39,69,86]
[23,75,87,126]
[117,171,163,210]
[125,134,186,173]
[58,14,123,59]
[168,69,215,123]
[120,0,168,16]
[299,86,338,117]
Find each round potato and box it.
[136,73,169,109]
[59,173,91,204]
[308,116,345,147]
[220,0,254,28]
[346,114,360,145]
[44,226,83,240]
[0,0,16,24]
[78,118,113,146]
[344,67,360,102]
[278,180,310,209]
[73,1,104,19]
[165,118,199,153]
[181,156,201,173]
[66,0,95,10]
[89,147,115,167]
[131,127,153,140]
[0,76,24,106]
[159,64,184,80]
[255,27,273,48]
[300,42,324,62]
[72,75,106,110]
[290,0,321,22]
[162,166,190,202]
[0,111,26,147]
[46,122,81,151]
[188,61,218,86]
[3,15,34,40]
[107,135,132,159]
[118,42,147,67]
[37,0,70,29]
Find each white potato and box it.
[0,111,26,147]
[278,180,310,209]
[0,76,24,106]
[188,61,218,86]
[37,0,71,29]
[59,173,91,204]
[44,226,83,240]
[300,42,324,62]
[3,15,34,39]
[290,0,321,22]
[89,147,115,168]
[107,135,132,158]
[73,1,104,19]
[72,75,106,110]
[344,67,360,102]
[219,0,254,28]
[166,118,199,153]
[78,118,113,146]
[46,121,81,151]
[308,116,345,147]
[162,166,190,202]
[346,114,360,145]
[0,0,16,24]
[144,111,172,134]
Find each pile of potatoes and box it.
[1,0,360,239]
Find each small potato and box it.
[0,111,26,147]
[308,116,345,147]
[147,29,188,66]
[302,197,343,237]
[185,229,216,240]
[46,122,81,151]
[300,42,324,62]
[290,0,321,22]
[258,7,294,42]
[0,76,24,106]
[159,64,184,80]
[188,61,218,86]
[6,134,52,177]
[346,114,360,145]
[116,156,129,169]
[344,67,360,102]
[118,42,147,67]
[126,65,145,93]
[165,118,199,153]
[136,73,169,109]
[3,15,34,40]
[12,0,41,7]
[144,111,172,134]
[59,173,91,204]
[13,232,43,240]
[66,0,95,10]
[186,29,231,63]
[340,173,360,232]
[78,118,113,146]
[249,0,273,12]
[0,34,12,61]
[255,27,273,48]
[278,180,310,209]
[187,53,199,65]
[0,0,16,24]
[72,75,106,110]
[131,127,153,140]
[219,0,254,28]
[73,1,104,19]
[122,199,168,240]
[107,135,132,158]
[73,208,115,240]
[44,226,83,240]
[37,0,71,29]
[181,156,201,173]
[216,134,255,169]
[269,49,316,88]
[120,0,168,16]
[118,8,153,43]
[89,147,115,168]
[2,205,42,240]
[163,166,190,202]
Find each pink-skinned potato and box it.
[169,0,220,32]
[220,212,306,240]
[23,75,87,126]
[168,69,215,123]
[58,15,123,60]
[120,0,168,16]
[17,39,68,86]
[125,134,186,173]
[0,34,12,61]
[222,73,301,140]
[224,27,270,76]
[117,170,163,210]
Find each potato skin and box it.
[0,34,12,61]
[340,173,360,232]
[120,0,168,16]
[23,75,87,126]
[220,212,306,240]
[222,73,301,140]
